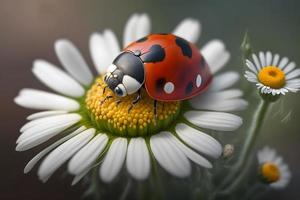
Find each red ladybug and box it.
[104,34,212,111]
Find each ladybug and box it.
[103,33,212,113]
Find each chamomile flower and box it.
[245,51,300,95]
[14,13,247,184]
[257,146,291,189]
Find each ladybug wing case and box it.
[125,34,212,102]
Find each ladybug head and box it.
[104,51,145,97]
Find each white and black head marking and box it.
[104,51,145,97]
[104,39,166,97]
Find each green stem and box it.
[219,99,270,194]
[119,179,132,200]
[88,168,101,200]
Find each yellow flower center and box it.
[258,66,286,89]
[261,162,280,183]
[84,77,180,137]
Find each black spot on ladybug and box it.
[185,81,193,94]
[175,37,192,58]
[141,45,165,63]
[155,78,166,92]
[157,33,168,35]
[136,36,148,43]
[199,56,206,68]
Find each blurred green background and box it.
[0,0,299,199]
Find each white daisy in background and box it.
[244,51,300,95]
[14,13,247,184]
[257,146,291,189]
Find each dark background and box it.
[0,0,299,199]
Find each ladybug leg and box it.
[128,90,141,113]
[102,85,108,94]
[115,99,122,106]
[153,100,158,118]
[100,95,113,105]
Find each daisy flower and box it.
[257,146,291,189]
[245,51,300,95]
[14,13,247,184]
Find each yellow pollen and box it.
[258,66,286,89]
[84,77,180,137]
[261,162,280,183]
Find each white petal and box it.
[167,133,212,168]
[206,89,244,99]
[15,89,79,111]
[135,14,151,42]
[190,89,248,111]
[123,14,139,47]
[100,138,127,183]
[279,165,291,179]
[38,128,95,182]
[201,40,230,74]
[257,147,270,164]
[150,132,191,178]
[286,69,300,80]
[24,126,86,173]
[212,51,230,74]
[245,71,258,82]
[286,78,300,89]
[172,18,201,43]
[283,62,296,74]
[21,113,78,133]
[263,146,277,160]
[103,29,121,57]
[201,40,224,64]
[89,31,120,75]
[252,54,262,70]
[271,179,289,189]
[55,39,93,86]
[286,78,300,84]
[272,54,280,66]
[126,137,150,180]
[208,72,240,91]
[278,57,289,69]
[175,123,222,158]
[184,111,243,131]
[68,134,108,175]
[18,114,80,140]
[27,110,67,120]
[259,52,266,67]
[72,167,91,186]
[16,114,82,151]
[246,60,258,73]
[273,156,284,167]
[32,60,85,97]
[266,51,272,66]
[123,14,151,47]
[194,98,247,112]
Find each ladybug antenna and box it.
[100,95,113,105]
[115,99,122,106]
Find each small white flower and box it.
[15,13,247,184]
[244,51,300,95]
[257,146,291,189]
